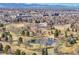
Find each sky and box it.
[0,3,79,8]
[0,0,79,3]
[0,1,79,9]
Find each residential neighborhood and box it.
[0,3,79,55]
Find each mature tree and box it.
[5,36,8,42]
[75,29,77,32]
[1,32,6,38]
[14,49,21,55]
[2,27,6,32]
[2,31,13,43]
[21,30,25,36]
[32,53,37,55]
[21,51,26,55]
[26,31,30,36]
[65,31,67,37]
[0,43,3,51]
[4,45,11,54]
[1,32,10,41]
[35,20,40,23]
[54,29,60,37]
[18,37,23,46]
[51,31,53,34]
[67,28,70,31]
[67,37,76,45]
[70,23,75,28]
[42,48,48,55]
[0,23,4,27]
[0,38,1,41]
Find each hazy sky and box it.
[0,0,79,3]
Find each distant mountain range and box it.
[0,3,79,9]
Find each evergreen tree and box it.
[54,29,59,37]
[4,45,11,54]
[0,43,3,51]
[65,31,67,37]
[21,51,26,55]
[21,30,25,36]
[32,53,37,55]
[26,31,30,36]
[42,48,48,55]
[0,23,4,27]
[18,37,23,46]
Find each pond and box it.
[29,38,56,46]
